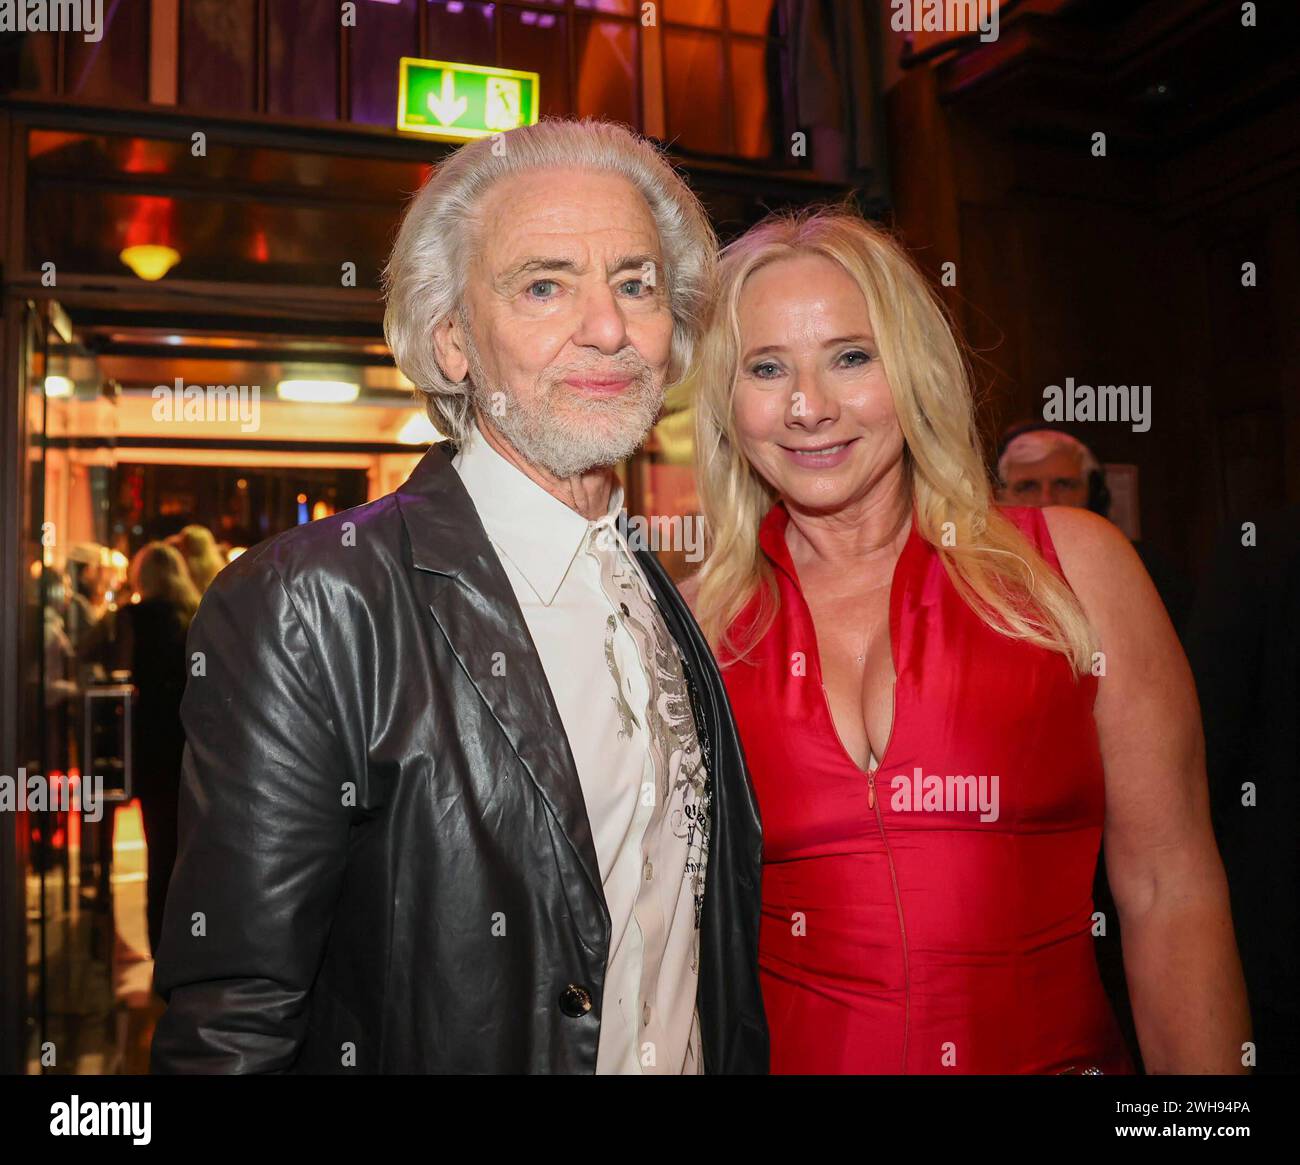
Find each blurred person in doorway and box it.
[64,543,107,656]
[168,524,225,595]
[113,542,200,961]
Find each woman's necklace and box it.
[852,579,891,665]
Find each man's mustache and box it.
[544,353,655,383]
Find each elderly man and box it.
[995,420,1192,635]
[995,422,1101,509]
[150,119,768,1075]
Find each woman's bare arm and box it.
[1044,504,1250,1074]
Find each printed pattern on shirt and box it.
[590,525,711,933]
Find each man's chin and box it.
[474,381,661,478]
[547,400,658,460]
[534,424,653,478]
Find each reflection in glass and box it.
[730,39,779,159]
[663,30,727,154]
[575,0,636,13]
[65,0,148,104]
[180,0,257,113]
[575,17,639,127]
[727,0,783,36]
[663,0,723,27]
[350,0,419,125]
[427,0,497,65]
[267,0,340,121]
[502,7,570,118]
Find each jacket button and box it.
[558,983,593,1018]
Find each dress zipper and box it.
[868,769,910,1072]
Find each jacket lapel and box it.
[394,443,606,912]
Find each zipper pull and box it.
[868,772,875,809]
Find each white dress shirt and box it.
[452,423,709,1074]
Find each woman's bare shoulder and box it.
[1039,504,1168,636]
[1040,505,1140,581]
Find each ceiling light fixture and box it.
[119,244,181,281]
[277,379,361,404]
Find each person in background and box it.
[168,524,225,595]
[114,542,200,961]
[39,568,79,757]
[1186,507,1300,1074]
[64,543,106,656]
[995,423,1193,636]
[995,423,1097,509]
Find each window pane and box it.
[427,0,496,65]
[663,0,722,27]
[66,0,149,103]
[350,0,418,126]
[663,30,727,153]
[501,8,569,118]
[575,17,638,126]
[575,0,636,14]
[267,0,340,120]
[731,39,780,158]
[180,0,257,114]
[25,129,426,287]
[5,26,56,92]
[728,0,783,36]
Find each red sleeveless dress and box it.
[721,502,1134,1074]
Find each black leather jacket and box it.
[150,443,769,1074]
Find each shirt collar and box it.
[451,423,625,605]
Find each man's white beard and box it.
[463,332,665,479]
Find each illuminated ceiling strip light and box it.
[276,379,361,403]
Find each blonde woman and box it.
[169,524,225,594]
[687,208,1248,1074]
[114,542,200,959]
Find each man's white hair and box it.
[997,428,1100,484]
[382,117,717,442]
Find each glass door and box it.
[19,298,125,1074]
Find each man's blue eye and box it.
[527,280,558,298]
[619,279,649,296]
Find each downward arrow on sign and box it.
[426,72,468,126]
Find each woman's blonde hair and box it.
[690,207,1097,673]
[168,524,224,595]
[131,542,201,619]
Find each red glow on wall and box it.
[121,195,176,251]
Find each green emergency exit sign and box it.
[397,57,540,140]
